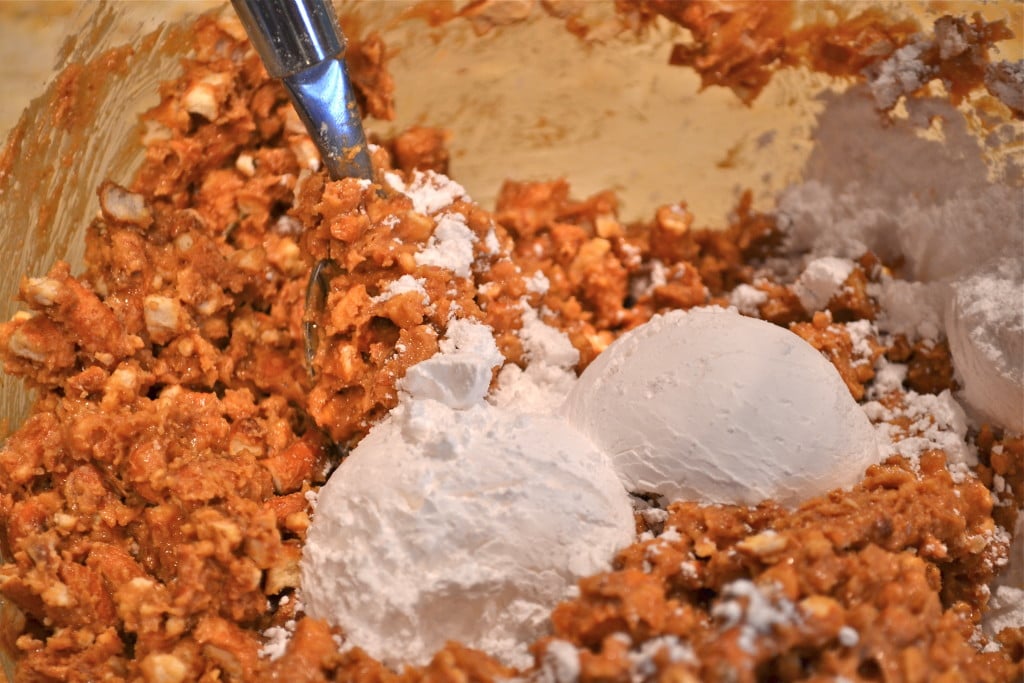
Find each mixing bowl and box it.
[0,1,1020,679]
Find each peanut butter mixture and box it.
[0,4,1021,683]
[621,1,1018,111]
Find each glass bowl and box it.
[0,1,1019,678]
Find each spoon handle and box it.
[231,0,373,180]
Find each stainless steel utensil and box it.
[232,0,372,179]
[231,0,372,373]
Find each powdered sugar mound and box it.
[491,307,579,413]
[793,257,855,313]
[565,308,879,507]
[384,169,469,215]
[778,180,878,263]
[871,277,948,343]
[782,178,1023,288]
[779,93,1022,282]
[779,182,864,261]
[898,185,1023,283]
[301,398,634,669]
[399,318,503,409]
[946,257,1024,433]
[780,91,1023,433]
[303,316,634,668]
[414,213,478,277]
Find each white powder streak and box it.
[371,275,429,305]
[384,169,469,215]
[415,213,478,277]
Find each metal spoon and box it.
[231,0,370,373]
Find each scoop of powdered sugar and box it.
[945,257,1023,433]
[778,90,1024,432]
[563,307,880,507]
[300,318,634,668]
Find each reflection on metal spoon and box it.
[303,257,343,376]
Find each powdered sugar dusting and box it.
[414,213,478,277]
[863,389,975,468]
[484,225,502,255]
[302,314,633,669]
[628,635,697,677]
[712,579,801,654]
[384,169,469,215]
[260,624,292,661]
[845,319,878,363]
[491,306,579,413]
[371,275,429,305]
[525,270,550,295]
